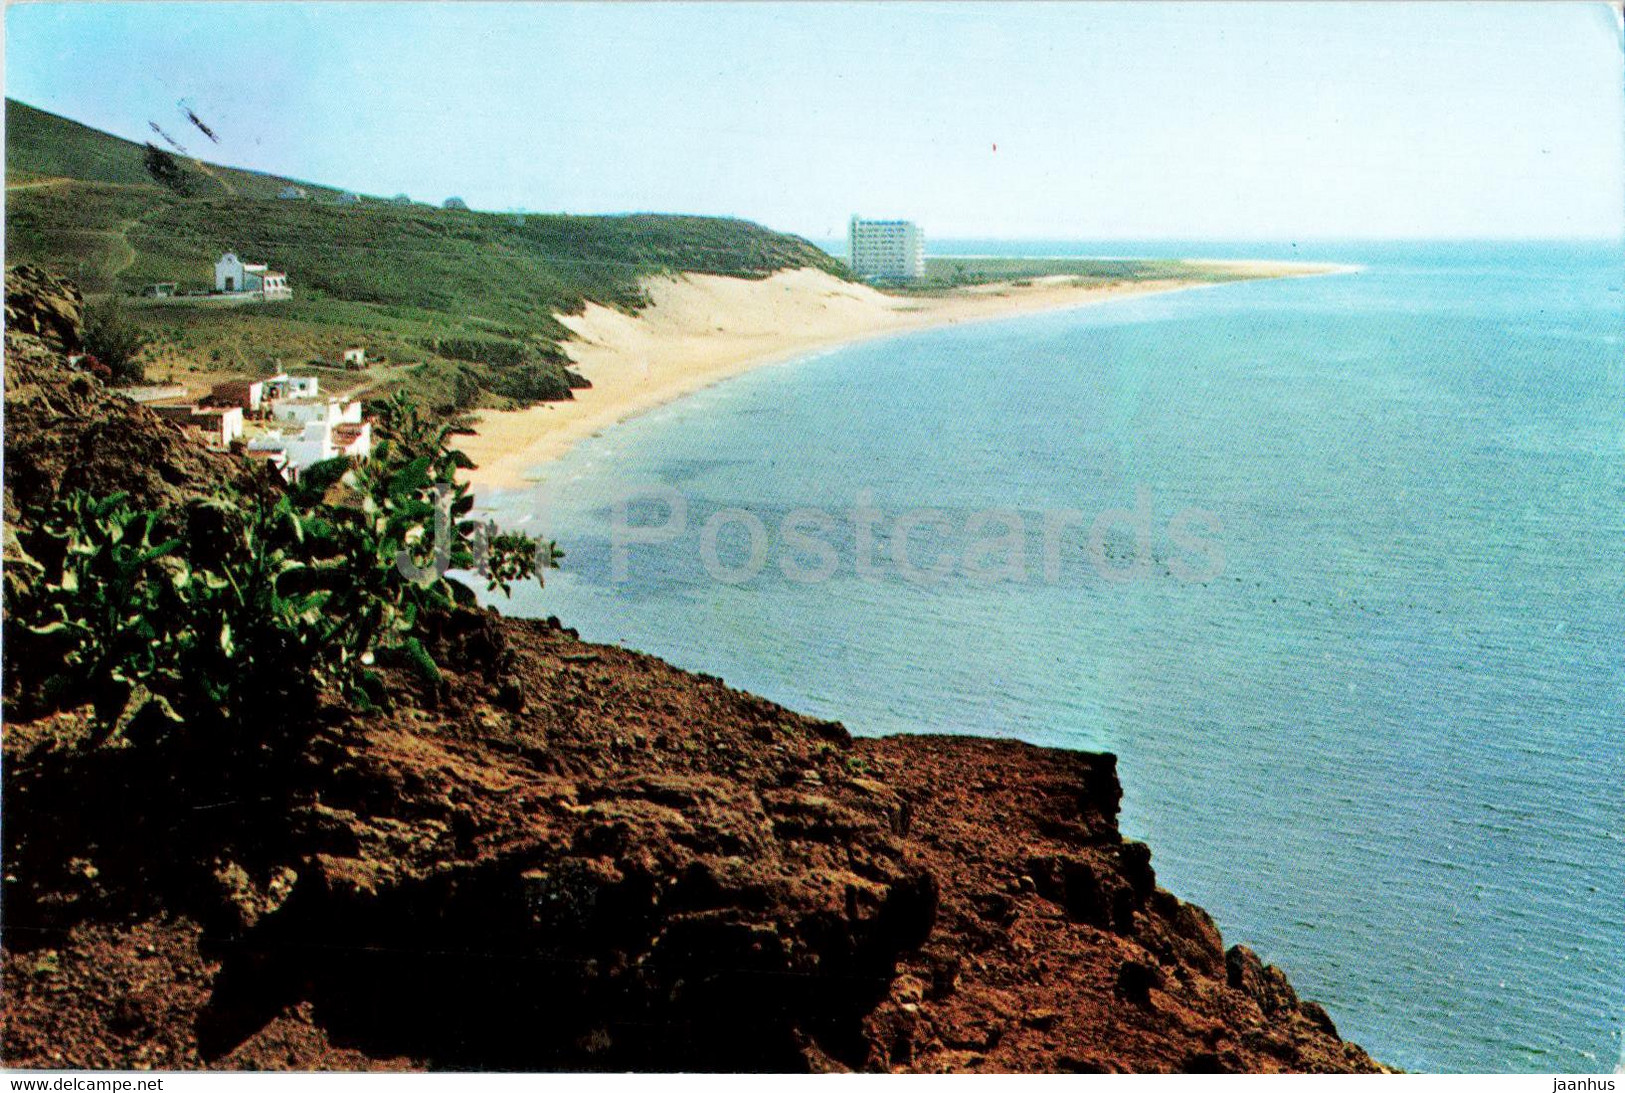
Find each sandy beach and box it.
[458,260,1348,492]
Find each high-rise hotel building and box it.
[847,216,925,280]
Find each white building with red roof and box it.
[214,253,292,300]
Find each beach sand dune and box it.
[458,262,1345,492]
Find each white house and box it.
[246,448,292,481]
[201,407,245,449]
[248,423,333,478]
[268,399,328,427]
[214,253,292,300]
[847,217,926,281]
[269,398,363,428]
[333,421,372,460]
[206,379,265,412]
[342,347,367,368]
[215,253,264,293]
[262,373,319,401]
[278,185,307,200]
[248,417,371,479]
[152,404,244,450]
[258,271,292,300]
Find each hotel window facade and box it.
[848,217,925,280]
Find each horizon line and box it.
[8,97,1621,248]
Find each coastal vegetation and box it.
[914,255,1273,291]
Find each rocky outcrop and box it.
[848,736,1373,1072]
[2,269,275,527]
[0,606,1384,1072]
[4,264,83,354]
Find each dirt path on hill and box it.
[4,177,70,192]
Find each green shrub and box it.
[487,359,578,403]
[2,395,560,747]
[421,335,529,369]
[142,143,197,196]
[82,300,148,384]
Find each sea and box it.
[481,240,1624,1073]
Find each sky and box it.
[5,2,1622,240]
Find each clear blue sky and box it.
[6,2,1622,239]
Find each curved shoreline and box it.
[458,261,1355,494]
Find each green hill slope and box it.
[5,99,341,199]
[4,98,847,411]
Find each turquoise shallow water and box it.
[485,242,1624,1073]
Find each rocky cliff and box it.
[0,269,1382,1073]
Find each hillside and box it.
[4,100,343,200]
[4,99,848,412]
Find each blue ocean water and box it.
[485,242,1624,1073]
